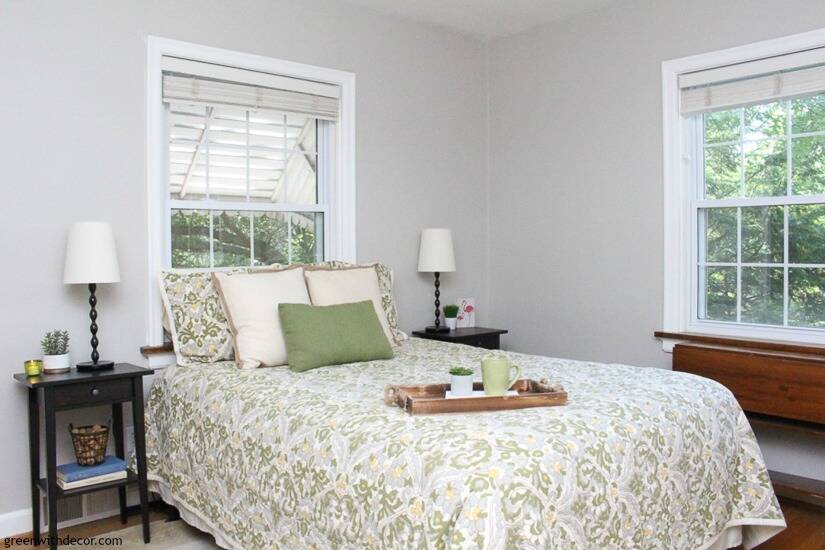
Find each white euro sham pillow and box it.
[213,267,310,369]
[304,267,397,345]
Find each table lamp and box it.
[63,222,120,372]
[417,228,456,333]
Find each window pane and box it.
[741,267,783,325]
[168,105,323,206]
[791,135,825,195]
[252,212,289,266]
[169,104,208,201]
[702,266,737,321]
[298,117,318,153]
[744,139,786,197]
[249,154,285,203]
[791,95,825,134]
[789,268,825,327]
[212,211,251,267]
[789,204,825,264]
[741,206,783,263]
[744,102,786,140]
[704,145,741,199]
[285,151,318,204]
[207,172,249,202]
[702,208,737,263]
[290,213,323,264]
[704,109,739,144]
[170,209,210,268]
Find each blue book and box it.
[57,456,127,482]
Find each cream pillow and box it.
[213,267,310,369]
[304,267,397,345]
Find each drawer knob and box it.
[91,388,100,396]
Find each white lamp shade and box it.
[417,228,456,272]
[63,222,121,284]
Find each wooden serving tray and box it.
[384,379,567,415]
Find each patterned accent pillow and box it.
[158,269,240,366]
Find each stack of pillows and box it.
[159,262,404,372]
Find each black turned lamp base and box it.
[80,282,113,373]
[76,360,115,372]
[424,325,450,333]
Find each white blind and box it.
[162,56,340,120]
[680,47,825,114]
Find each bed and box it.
[144,337,785,549]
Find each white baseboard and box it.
[0,508,32,538]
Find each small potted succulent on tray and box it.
[443,304,459,330]
[41,329,70,374]
[449,366,474,397]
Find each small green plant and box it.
[449,366,473,376]
[41,330,70,355]
[443,304,459,318]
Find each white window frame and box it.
[662,27,825,350]
[145,36,356,346]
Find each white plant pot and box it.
[43,353,70,374]
[450,374,474,396]
[445,317,457,330]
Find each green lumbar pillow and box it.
[278,300,394,372]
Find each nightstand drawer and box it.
[53,378,133,408]
[466,336,500,349]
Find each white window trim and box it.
[145,36,356,346]
[662,27,825,350]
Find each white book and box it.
[57,470,128,490]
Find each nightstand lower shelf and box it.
[37,470,137,498]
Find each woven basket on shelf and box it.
[69,421,110,466]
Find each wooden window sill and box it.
[654,331,825,357]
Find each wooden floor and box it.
[6,498,824,549]
[755,499,825,549]
[6,508,168,549]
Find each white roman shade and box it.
[680,47,825,114]
[162,56,340,120]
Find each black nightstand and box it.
[13,363,154,550]
[412,327,508,350]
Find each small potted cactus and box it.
[41,329,70,374]
[449,366,474,396]
[443,304,459,330]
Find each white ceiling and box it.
[343,0,617,38]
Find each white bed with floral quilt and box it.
[144,337,785,549]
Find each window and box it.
[167,105,326,267]
[147,38,355,346]
[663,31,825,345]
[699,96,825,329]
[162,56,340,268]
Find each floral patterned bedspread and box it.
[144,338,784,549]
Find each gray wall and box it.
[487,0,825,478]
[0,0,488,519]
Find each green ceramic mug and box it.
[481,356,522,396]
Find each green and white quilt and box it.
[144,338,784,549]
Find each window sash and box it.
[163,102,332,268]
[691,106,825,332]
